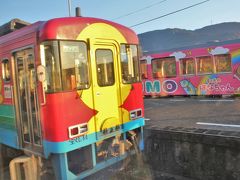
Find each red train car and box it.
[141,43,240,97]
[0,17,145,179]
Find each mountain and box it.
[138,22,240,55]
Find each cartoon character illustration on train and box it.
[141,44,240,97]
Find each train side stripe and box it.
[0,128,18,148]
[0,105,16,130]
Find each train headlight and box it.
[68,123,88,139]
[130,109,142,120]
[130,112,137,119]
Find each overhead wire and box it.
[130,0,210,28]
[111,0,169,20]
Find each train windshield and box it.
[120,44,140,84]
[40,40,89,92]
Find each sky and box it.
[1,0,240,34]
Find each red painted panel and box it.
[121,83,144,117]
[41,91,97,142]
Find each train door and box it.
[92,41,122,135]
[13,48,42,152]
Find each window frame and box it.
[120,44,141,84]
[151,58,163,78]
[140,59,148,79]
[59,40,90,91]
[151,56,176,78]
[179,57,196,76]
[162,57,177,77]
[214,54,232,74]
[2,58,11,82]
[95,48,115,87]
[40,40,90,93]
[196,55,214,75]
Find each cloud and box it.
[209,47,229,55]
[141,55,152,64]
[170,51,186,60]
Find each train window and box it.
[152,57,176,78]
[162,57,176,77]
[196,56,214,74]
[120,44,140,83]
[215,54,232,73]
[179,58,195,75]
[140,60,148,79]
[96,49,115,86]
[40,41,62,92]
[2,59,11,82]
[152,58,163,78]
[60,41,89,90]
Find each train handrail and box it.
[37,65,47,106]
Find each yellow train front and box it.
[0,17,145,179]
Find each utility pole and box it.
[67,0,72,16]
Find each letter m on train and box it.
[145,80,161,93]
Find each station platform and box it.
[144,96,240,132]
[144,96,240,180]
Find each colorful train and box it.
[0,16,145,179]
[141,43,240,97]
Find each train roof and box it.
[142,40,240,60]
[0,17,138,45]
[39,17,138,43]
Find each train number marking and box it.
[69,135,88,145]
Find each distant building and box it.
[0,18,30,37]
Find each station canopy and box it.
[0,18,30,37]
